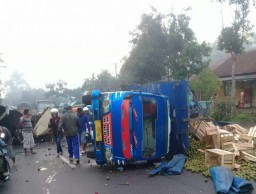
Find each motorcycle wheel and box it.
[3,159,11,182]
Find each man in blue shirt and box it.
[77,108,89,155]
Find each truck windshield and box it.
[142,98,157,158]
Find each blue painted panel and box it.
[124,80,189,157]
[91,90,105,165]
[131,93,168,161]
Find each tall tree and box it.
[119,10,211,84]
[82,74,96,92]
[4,71,30,106]
[216,0,253,115]
[120,10,167,84]
[166,14,211,79]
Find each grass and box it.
[231,112,255,123]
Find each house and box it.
[214,50,256,108]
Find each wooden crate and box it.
[239,134,253,143]
[205,149,235,169]
[248,126,256,137]
[222,142,240,156]
[189,120,212,140]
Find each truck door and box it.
[132,94,168,161]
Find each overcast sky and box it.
[0,0,255,89]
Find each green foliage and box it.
[82,70,119,92]
[4,71,31,106]
[45,79,67,97]
[216,0,253,116]
[119,9,211,84]
[231,112,255,123]
[45,80,83,103]
[166,14,211,79]
[211,100,232,121]
[191,68,222,100]
[120,11,167,84]
[217,0,252,54]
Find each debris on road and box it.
[149,154,186,176]
[38,167,47,171]
[106,177,110,180]
[119,182,129,185]
[117,167,124,172]
[58,155,76,169]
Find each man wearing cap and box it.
[48,108,63,156]
[58,105,81,164]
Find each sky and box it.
[0,0,255,89]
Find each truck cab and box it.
[91,90,170,165]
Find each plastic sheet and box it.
[149,154,186,176]
[210,166,254,194]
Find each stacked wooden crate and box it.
[189,120,256,166]
[189,119,215,141]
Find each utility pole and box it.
[115,63,118,78]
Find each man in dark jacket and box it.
[48,108,63,156]
[58,106,81,164]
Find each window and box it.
[224,81,231,96]
[142,98,157,158]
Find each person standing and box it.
[0,126,16,166]
[59,105,81,164]
[48,108,63,156]
[77,108,89,155]
[20,109,36,155]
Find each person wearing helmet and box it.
[83,106,92,122]
[77,107,90,155]
[48,108,63,155]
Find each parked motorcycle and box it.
[0,134,11,183]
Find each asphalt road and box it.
[0,143,253,194]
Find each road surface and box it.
[0,142,253,194]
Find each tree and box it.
[216,0,253,115]
[119,10,167,84]
[4,71,31,106]
[119,9,211,84]
[166,14,211,79]
[95,70,119,91]
[82,70,119,92]
[82,74,96,92]
[191,68,222,100]
[45,79,67,98]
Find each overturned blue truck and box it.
[83,80,189,165]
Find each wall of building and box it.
[217,80,256,107]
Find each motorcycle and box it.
[0,133,11,183]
